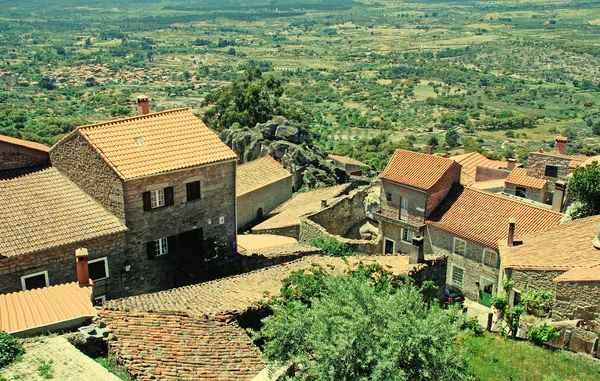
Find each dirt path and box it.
[0,336,121,381]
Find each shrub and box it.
[461,316,484,336]
[311,236,353,257]
[0,331,24,369]
[527,323,559,346]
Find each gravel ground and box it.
[0,336,121,381]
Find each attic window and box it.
[133,137,145,146]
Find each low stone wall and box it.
[547,324,600,358]
[299,217,380,254]
[554,281,600,322]
[253,225,300,239]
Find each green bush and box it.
[0,331,24,369]
[461,316,484,336]
[527,323,559,346]
[311,236,353,257]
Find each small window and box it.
[88,257,109,281]
[150,189,165,209]
[515,187,526,198]
[93,295,106,307]
[400,197,408,221]
[545,165,558,178]
[386,192,392,202]
[21,271,49,291]
[453,238,466,256]
[186,181,201,201]
[384,238,395,254]
[482,249,498,268]
[401,228,414,243]
[219,216,225,225]
[155,237,169,256]
[512,289,522,306]
[452,266,464,288]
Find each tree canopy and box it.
[568,161,600,215]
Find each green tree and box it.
[568,161,600,214]
[256,275,468,380]
[0,331,24,369]
[445,128,460,148]
[592,121,600,136]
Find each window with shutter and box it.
[164,187,174,206]
[186,181,201,201]
[150,189,165,209]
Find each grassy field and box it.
[461,332,600,381]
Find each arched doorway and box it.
[256,207,264,220]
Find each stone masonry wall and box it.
[554,281,600,322]
[121,160,237,295]
[427,226,499,300]
[0,141,49,170]
[379,220,425,255]
[527,153,574,194]
[504,183,546,203]
[409,256,448,304]
[0,232,126,299]
[380,179,428,225]
[237,176,292,230]
[50,133,125,221]
[510,269,563,294]
[425,163,461,217]
[299,217,380,254]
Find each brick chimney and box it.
[552,181,566,212]
[538,146,544,153]
[75,248,91,287]
[137,95,150,116]
[425,145,434,155]
[555,136,568,155]
[507,218,516,247]
[409,236,425,264]
[507,158,516,171]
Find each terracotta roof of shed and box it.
[104,255,412,317]
[505,167,547,189]
[0,282,96,335]
[0,168,127,257]
[99,311,265,381]
[380,149,458,190]
[252,184,350,231]
[554,265,600,283]
[0,134,49,152]
[426,185,562,249]
[500,215,600,271]
[236,156,291,197]
[539,151,588,161]
[60,108,237,180]
[450,152,506,186]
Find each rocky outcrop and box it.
[220,116,346,190]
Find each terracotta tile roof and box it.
[329,154,368,167]
[380,149,458,190]
[570,155,600,169]
[505,167,547,189]
[99,311,265,381]
[0,134,49,152]
[62,108,237,180]
[0,282,96,335]
[554,265,600,283]
[237,234,298,252]
[540,151,588,161]
[252,184,350,230]
[450,152,506,185]
[236,155,291,197]
[426,185,562,249]
[104,255,412,316]
[0,168,127,257]
[500,215,600,271]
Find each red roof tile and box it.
[236,156,291,196]
[426,186,562,249]
[380,149,458,190]
[100,311,265,380]
[0,282,96,335]
[451,152,506,186]
[0,135,49,152]
[500,215,600,271]
[554,265,600,282]
[0,168,127,257]
[540,152,588,161]
[58,109,237,180]
[505,167,547,189]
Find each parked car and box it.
[444,286,465,308]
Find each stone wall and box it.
[50,133,125,221]
[427,226,499,300]
[121,160,237,295]
[409,256,448,303]
[527,153,574,194]
[0,141,49,170]
[475,166,511,182]
[379,219,425,255]
[510,269,563,294]
[299,217,380,254]
[547,325,600,358]
[425,164,461,216]
[237,176,292,230]
[554,281,600,322]
[252,225,300,239]
[504,183,547,203]
[380,179,428,225]
[0,232,127,299]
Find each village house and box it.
[450,151,511,187]
[0,167,127,302]
[50,97,238,295]
[328,154,368,176]
[236,155,292,231]
[375,149,563,304]
[499,215,600,322]
[0,134,50,179]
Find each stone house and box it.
[328,154,368,176]
[236,155,292,231]
[499,215,600,322]
[50,99,238,295]
[375,149,563,305]
[0,167,127,302]
[450,151,510,186]
[0,134,50,179]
